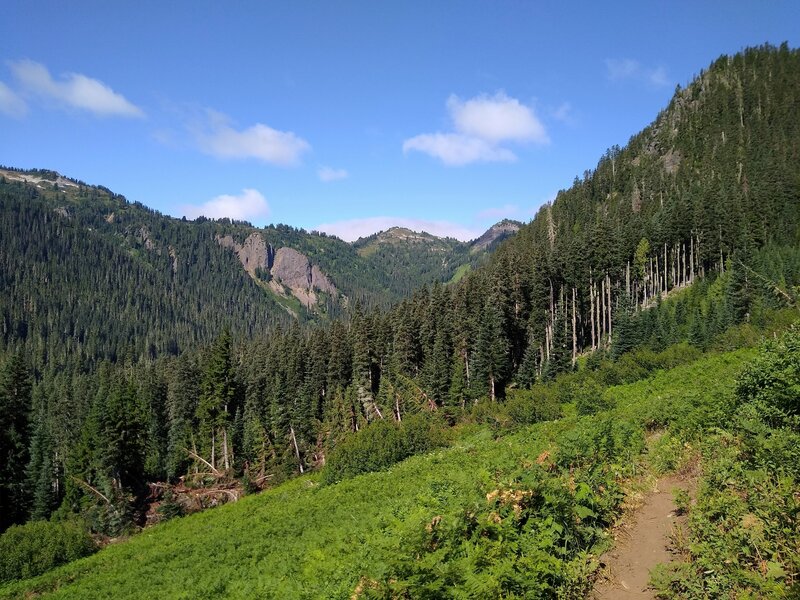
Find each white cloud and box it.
[403,133,516,166]
[0,82,27,118]
[318,166,349,182]
[447,92,548,144]
[181,188,270,221]
[193,109,310,166]
[403,91,547,166]
[477,204,520,220]
[9,59,144,118]
[315,216,481,242]
[605,58,670,88]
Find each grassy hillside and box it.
[1,345,763,599]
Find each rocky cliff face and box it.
[470,219,522,252]
[217,233,337,309]
[216,232,273,276]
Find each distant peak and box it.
[471,219,522,252]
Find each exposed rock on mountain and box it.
[470,219,522,252]
[216,232,273,276]
[217,234,338,309]
[271,247,338,308]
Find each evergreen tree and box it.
[472,297,511,401]
[542,307,571,381]
[196,329,238,471]
[166,356,199,480]
[611,295,639,359]
[0,353,32,530]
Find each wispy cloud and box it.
[604,58,671,88]
[318,166,348,182]
[605,58,640,81]
[193,109,310,166]
[0,82,27,118]
[181,188,270,221]
[8,59,144,118]
[403,133,516,166]
[403,91,548,166]
[477,204,520,220]
[315,216,482,242]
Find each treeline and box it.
[0,174,490,371]
[1,44,799,535]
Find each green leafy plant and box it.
[0,519,96,583]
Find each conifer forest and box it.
[1,43,799,599]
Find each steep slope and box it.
[0,347,759,598]
[2,44,799,591]
[0,170,512,366]
[470,218,522,252]
[472,42,800,375]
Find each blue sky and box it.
[1,1,797,241]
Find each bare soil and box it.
[593,475,693,599]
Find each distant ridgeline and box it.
[0,44,799,537]
[0,168,509,367]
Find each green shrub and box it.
[505,387,562,424]
[735,327,800,427]
[322,413,447,484]
[573,379,612,416]
[0,519,96,583]
[467,397,512,429]
[654,342,702,370]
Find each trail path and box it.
[593,475,693,599]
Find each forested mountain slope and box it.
[483,42,800,374]
[0,44,799,594]
[0,169,506,367]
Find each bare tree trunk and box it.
[590,272,596,350]
[545,318,551,361]
[211,429,216,471]
[654,256,659,298]
[607,274,613,345]
[626,261,630,298]
[549,279,555,356]
[600,276,606,340]
[571,287,577,365]
[290,425,304,474]
[222,427,230,471]
[538,345,544,377]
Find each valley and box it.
[0,40,798,599]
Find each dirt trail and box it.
[593,475,692,599]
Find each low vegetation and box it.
[5,337,788,598]
[0,520,95,584]
[651,328,800,598]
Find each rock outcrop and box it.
[217,233,337,309]
[272,247,337,307]
[470,219,522,252]
[216,232,272,276]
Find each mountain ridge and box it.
[0,165,516,363]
